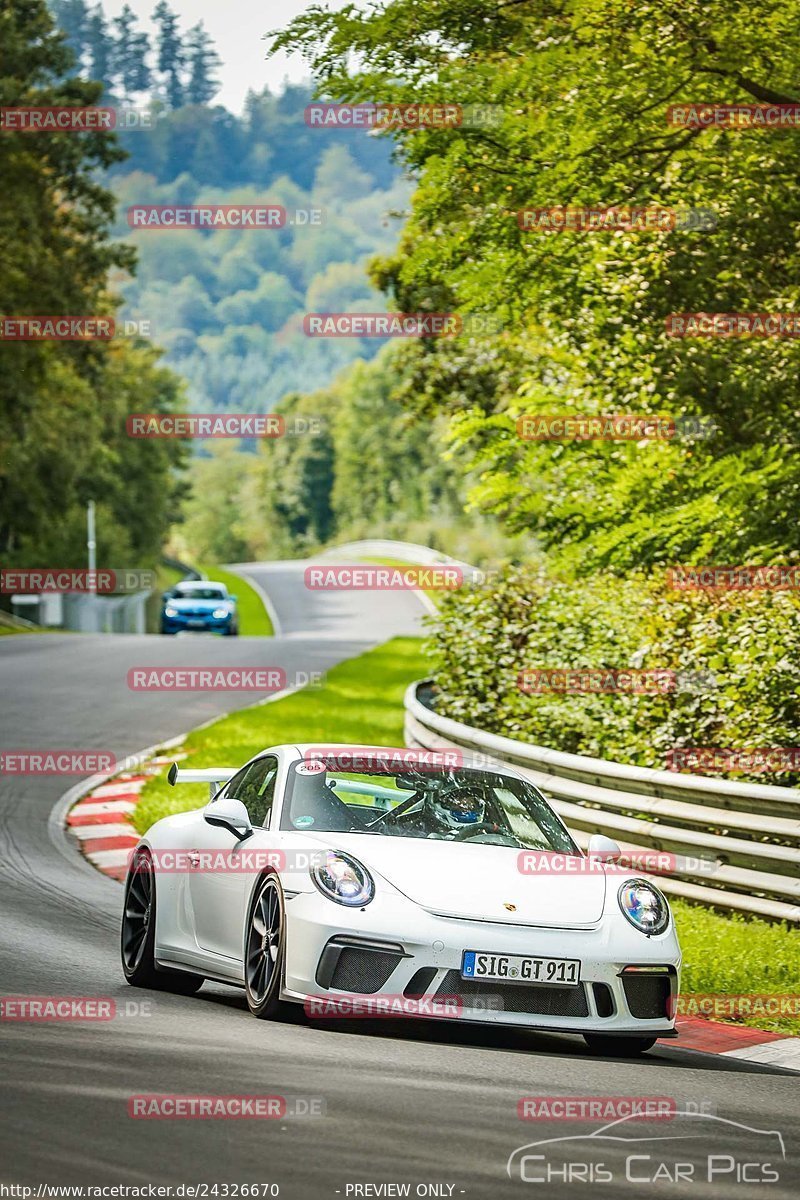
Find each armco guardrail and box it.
[404,681,800,923]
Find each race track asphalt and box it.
[1,560,797,1198]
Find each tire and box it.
[583,1034,658,1057]
[244,874,289,1019]
[121,847,204,995]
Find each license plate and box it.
[461,951,581,986]
[187,619,205,628]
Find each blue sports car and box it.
[160,580,239,636]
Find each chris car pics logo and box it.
[506,1112,785,1185]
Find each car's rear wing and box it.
[167,763,238,799]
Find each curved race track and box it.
[0,560,797,1197]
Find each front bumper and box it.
[161,615,233,633]
[282,889,681,1036]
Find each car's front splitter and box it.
[282,888,680,1037]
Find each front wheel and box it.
[121,847,204,994]
[583,1034,658,1057]
[245,874,289,1018]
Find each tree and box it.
[273,0,800,571]
[84,2,113,90]
[0,0,185,569]
[49,0,89,69]
[185,21,221,106]
[111,3,150,99]
[152,0,183,109]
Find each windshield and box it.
[280,762,578,851]
[172,585,227,600]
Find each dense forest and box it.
[0,0,186,571]
[271,0,800,779]
[49,1,409,420]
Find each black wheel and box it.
[583,1034,658,1057]
[121,847,203,994]
[245,874,288,1018]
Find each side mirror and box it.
[228,594,238,602]
[204,796,252,841]
[587,834,622,862]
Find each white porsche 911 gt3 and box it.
[121,744,681,1055]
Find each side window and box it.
[225,757,279,828]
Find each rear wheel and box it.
[245,875,288,1018]
[583,1034,658,1057]
[121,847,203,994]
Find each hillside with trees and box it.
[41,2,481,562]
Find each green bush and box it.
[426,566,800,783]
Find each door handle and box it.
[188,851,201,869]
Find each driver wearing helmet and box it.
[424,783,487,837]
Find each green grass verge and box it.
[199,562,274,637]
[0,617,50,635]
[133,635,427,834]
[158,563,185,592]
[130,632,799,1035]
[672,899,800,1036]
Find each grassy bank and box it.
[673,900,799,1036]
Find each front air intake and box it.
[316,936,406,993]
[436,971,589,1018]
[621,973,671,1019]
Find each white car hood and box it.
[306,833,607,927]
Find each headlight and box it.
[618,879,669,936]
[212,607,229,619]
[164,605,178,617]
[311,851,374,907]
